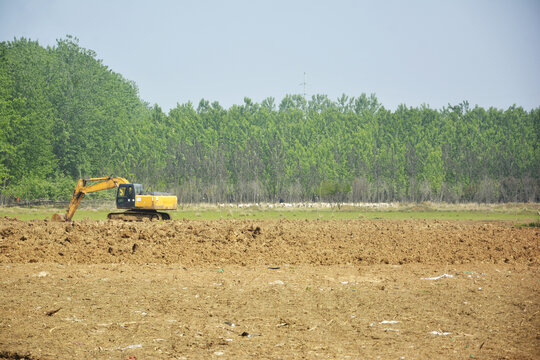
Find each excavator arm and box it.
[52,177,130,221]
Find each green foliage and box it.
[520,221,540,228]
[319,180,352,203]
[0,36,538,203]
[5,175,74,201]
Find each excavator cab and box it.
[116,184,135,209]
[116,184,146,209]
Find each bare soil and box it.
[0,218,538,359]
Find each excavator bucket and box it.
[51,213,66,222]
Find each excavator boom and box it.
[52,177,129,221]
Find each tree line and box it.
[0,37,538,204]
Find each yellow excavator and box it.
[52,177,177,221]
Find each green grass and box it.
[518,221,540,228]
[174,208,538,222]
[0,208,108,221]
[0,206,538,223]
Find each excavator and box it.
[52,177,177,221]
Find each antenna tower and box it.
[300,72,307,98]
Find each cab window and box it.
[134,184,143,195]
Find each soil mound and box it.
[0,218,537,265]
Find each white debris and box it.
[35,271,49,277]
[421,273,454,280]
[430,331,451,336]
[63,316,83,322]
[120,344,142,350]
[379,320,400,324]
[269,280,284,285]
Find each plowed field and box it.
[0,217,539,359]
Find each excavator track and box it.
[107,210,171,221]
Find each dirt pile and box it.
[0,218,538,266]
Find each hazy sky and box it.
[1,0,539,112]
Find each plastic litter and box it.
[120,344,142,350]
[269,280,284,285]
[379,320,399,324]
[267,266,280,269]
[430,331,451,335]
[421,273,453,280]
[217,268,224,273]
